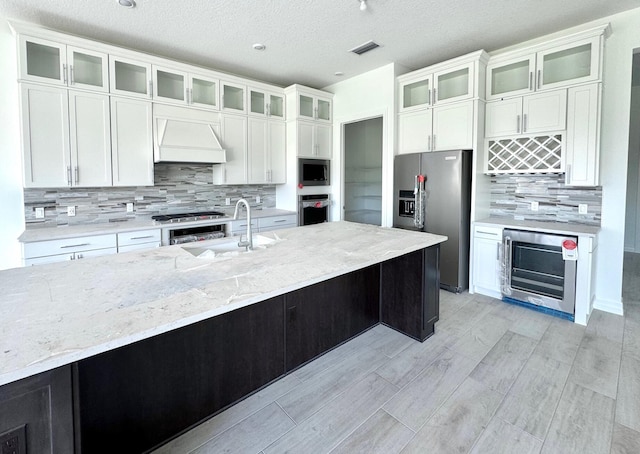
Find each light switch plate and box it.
[225,198,231,206]
[256,196,261,203]
[531,201,539,211]
[35,207,45,219]
[126,202,134,213]
[579,203,588,214]
[67,206,76,217]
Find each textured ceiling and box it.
[1,0,639,89]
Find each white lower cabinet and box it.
[248,118,286,184]
[471,225,503,298]
[565,83,600,187]
[228,214,297,236]
[117,229,161,253]
[213,114,247,184]
[22,234,118,266]
[397,100,474,154]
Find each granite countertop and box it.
[0,221,447,386]
[475,217,600,237]
[19,208,297,243]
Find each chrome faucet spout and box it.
[233,199,253,250]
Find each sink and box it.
[182,235,278,258]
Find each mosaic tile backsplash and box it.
[489,174,602,225]
[24,164,276,227]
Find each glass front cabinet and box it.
[109,55,152,99]
[19,35,109,92]
[152,66,219,109]
[297,93,331,122]
[249,88,285,119]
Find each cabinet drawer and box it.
[23,234,117,259]
[117,229,161,247]
[229,219,258,233]
[118,242,161,254]
[258,215,297,230]
[473,226,503,240]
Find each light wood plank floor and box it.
[154,254,640,454]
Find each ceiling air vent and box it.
[349,40,380,55]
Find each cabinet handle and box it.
[70,65,75,85]
[186,88,190,103]
[224,168,227,183]
[314,107,318,120]
[565,164,572,185]
[476,230,498,236]
[274,219,286,223]
[75,166,79,184]
[428,135,432,151]
[61,243,90,249]
[266,103,271,117]
[496,242,500,260]
[433,88,437,105]
[148,80,153,96]
[523,114,527,133]
[516,114,521,134]
[221,94,224,109]
[77,253,84,259]
[428,89,432,105]
[63,64,68,84]
[529,72,533,90]
[433,134,436,150]
[190,88,193,104]
[67,166,72,185]
[130,235,154,240]
[537,70,541,89]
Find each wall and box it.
[490,174,602,225]
[624,56,640,252]
[23,164,275,227]
[0,18,23,270]
[324,63,408,227]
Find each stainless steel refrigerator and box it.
[393,149,472,293]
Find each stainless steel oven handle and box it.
[503,236,512,292]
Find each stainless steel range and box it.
[153,211,227,245]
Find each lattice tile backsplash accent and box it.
[486,134,564,174]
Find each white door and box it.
[522,89,567,134]
[269,121,286,184]
[297,121,315,157]
[218,114,247,184]
[20,83,71,188]
[485,97,523,137]
[315,123,332,159]
[432,101,474,151]
[68,90,112,187]
[565,83,600,186]
[397,109,432,154]
[248,117,268,183]
[111,97,154,186]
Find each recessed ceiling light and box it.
[334,71,344,76]
[252,43,266,51]
[117,0,136,7]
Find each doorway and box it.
[343,117,383,226]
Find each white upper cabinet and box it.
[565,83,600,186]
[213,114,247,185]
[249,87,285,119]
[485,89,566,137]
[221,80,246,113]
[152,65,219,109]
[248,118,286,184]
[286,85,333,123]
[109,55,152,99]
[19,36,109,92]
[486,32,604,100]
[433,62,474,105]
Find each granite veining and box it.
[0,221,447,386]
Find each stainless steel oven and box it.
[502,229,577,315]
[299,194,330,226]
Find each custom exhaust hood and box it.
[153,104,226,164]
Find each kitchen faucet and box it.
[233,199,253,251]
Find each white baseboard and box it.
[593,298,624,316]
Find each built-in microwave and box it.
[299,158,330,186]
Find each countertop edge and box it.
[474,218,600,237]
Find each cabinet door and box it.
[249,89,267,117]
[485,97,523,138]
[434,63,474,105]
[189,73,218,109]
[67,46,109,92]
[315,123,332,159]
[153,65,188,104]
[297,121,315,158]
[68,90,112,187]
[522,89,566,134]
[298,93,315,120]
[486,56,535,100]
[269,121,286,184]
[109,55,152,99]
[537,37,601,91]
[20,83,70,188]
[565,83,600,186]
[215,114,247,184]
[399,76,432,112]
[397,109,432,154]
[111,97,154,186]
[316,97,332,122]
[472,235,502,296]
[248,117,268,183]
[268,93,285,119]
[18,36,67,86]
[221,80,246,113]
[432,101,474,151]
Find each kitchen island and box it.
[0,221,446,453]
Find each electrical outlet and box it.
[35,207,45,219]
[579,203,588,214]
[256,196,261,204]
[126,202,134,213]
[531,201,539,211]
[225,198,231,206]
[0,425,26,454]
[67,206,76,217]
